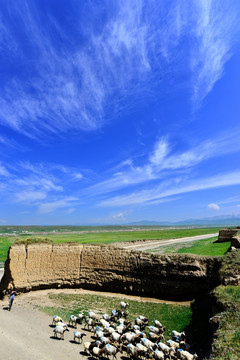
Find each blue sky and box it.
[1,0,240,225]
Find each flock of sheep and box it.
[52,301,198,360]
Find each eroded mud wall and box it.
[0,243,222,300]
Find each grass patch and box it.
[211,286,240,360]
[14,237,53,245]
[0,237,12,263]
[154,237,230,256]
[40,293,192,339]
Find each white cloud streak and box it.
[86,131,240,196]
[191,0,240,108]
[99,171,240,207]
[39,197,79,214]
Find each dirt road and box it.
[112,233,218,251]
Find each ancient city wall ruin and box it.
[0,242,222,300]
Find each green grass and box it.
[0,227,219,263]
[0,237,13,263]
[211,286,240,360]
[39,292,192,339]
[14,237,53,245]
[156,237,231,256]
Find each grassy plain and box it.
[156,236,230,256]
[0,227,220,263]
[0,227,220,262]
[40,292,192,339]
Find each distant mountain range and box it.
[127,215,240,226]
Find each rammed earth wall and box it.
[0,243,222,300]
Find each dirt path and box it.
[0,289,190,360]
[112,233,218,251]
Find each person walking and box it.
[8,291,16,311]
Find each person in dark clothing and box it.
[8,291,16,311]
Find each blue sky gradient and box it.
[1,0,240,225]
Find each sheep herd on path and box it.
[52,301,198,360]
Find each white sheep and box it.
[84,341,101,355]
[118,318,125,325]
[135,317,146,330]
[157,341,170,355]
[154,320,163,328]
[116,324,125,334]
[84,341,92,354]
[102,344,119,360]
[91,346,103,359]
[121,332,138,344]
[141,337,155,350]
[69,315,78,327]
[139,315,149,323]
[95,329,104,339]
[53,325,69,340]
[73,331,86,343]
[84,318,96,331]
[153,349,164,360]
[134,330,146,338]
[172,330,186,341]
[104,326,116,336]
[133,324,140,332]
[55,321,68,329]
[120,301,129,310]
[177,349,198,360]
[166,339,180,349]
[102,313,111,321]
[78,313,86,324]
[100,336,111,345]
[136,342,152,358]
[126,344,139,359]
[149,332,164,342]
[52,315,63,325]
[148,325,161,334]
[100,318,110,328]
[111,331,121,343]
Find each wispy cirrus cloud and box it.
[0,160,84,213]
[85,131,240,197]
[0,1,239,137]
[15,191,47,203]
[99,170,240,207]
[191,0,240,108]
[38,197,79,214]
[0,164,10,177]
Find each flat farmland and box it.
[0,226,220,263]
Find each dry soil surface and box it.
[0,289,190,360]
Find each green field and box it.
[153,236,231,256]
[0,227,220,262]
[40,292,192,340]
[0,227,221,263]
